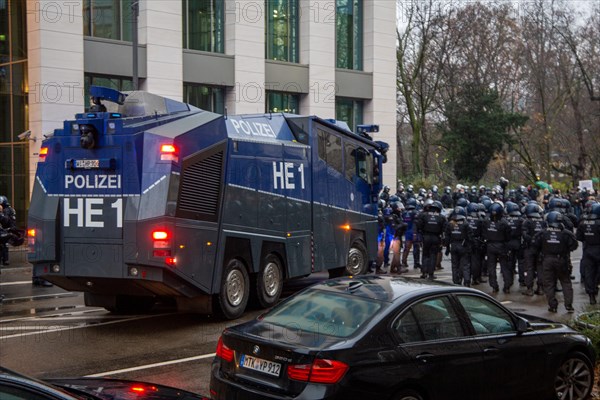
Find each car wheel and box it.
[218,259,250,320]
[393,389,424,400]
[256,254,283,308]
[345,240,368,275]
[554,351,594,400]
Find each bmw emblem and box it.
[252,345,260,355]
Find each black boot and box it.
[590,294,597,305]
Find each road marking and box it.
[0,313,171,340]
[85,353,216,377]
[0,307,105,324]
[0,281,32,286]
[0,326,71,331]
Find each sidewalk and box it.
[1,245,31,270]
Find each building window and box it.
[335,98,363,132]
[184,84,224,114]
[336,0,362,70]
[0,0,29,227]
[183,0,224,53]
[265,0,299,63]
[266,91,299,114]
[84,74,133,110]
[83,0,134,41]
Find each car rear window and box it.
[262,289,382,338]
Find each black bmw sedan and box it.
[210,276,596,400]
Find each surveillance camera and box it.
[18,130,32,141]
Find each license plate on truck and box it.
[75,159,100,169]
[239,354,282,377]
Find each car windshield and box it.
[261,289,382,338]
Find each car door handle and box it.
[483,347,500,354]
[415,353,435,363]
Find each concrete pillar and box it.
[299,0,336,118]
[363,0,397,186]
[26,0,85,193]
[139,0,183,101]
[224,0,265,114]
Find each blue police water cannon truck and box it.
[27,86,388,318]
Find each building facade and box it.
[3,0,397,225]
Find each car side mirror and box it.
[516,318,529,334]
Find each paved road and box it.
[0,246,595,397]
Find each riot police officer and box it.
[377,206,396,273]
[444,206,473,286]
[505,202,525,286]
[482,202,512,293]
[533,211,578,312]
[440,187,453,209]
[415,199,447,280]
[0,195,16,266]
[466,203,486,285]
[522,203,546,296]
[389,200,407,273]
[379,185,391,203]
[401,198,421,270]
[576,203,600,304]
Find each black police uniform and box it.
[522,216,546,295]
[415,209,447,280]
[505,214,525,285]
[0,203,16,265]
[466,212,486,284]
[533,225,578,312]
[444,219,473,286]
[482,217,512,292]
[576,217,600,304]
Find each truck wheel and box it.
[256,254,283,309]
[393,389,424,400]
[345,240,368,275]
[218,259,250,320]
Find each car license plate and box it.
[75,159,100,169]
[239,354,281,377]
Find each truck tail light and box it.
[216,336,234,362]
[39,147,48,162]
[160,144,178,162]
[152,230,171,257]
[287,359,349,384]
[27,228,36,252]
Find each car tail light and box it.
[288,359,349,384]
[152,230,171,257]
[160,144,178,162]
[39,147,48,162]
[216,336,234,362]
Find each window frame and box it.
[182,0,225,53]
[265,0,299,63]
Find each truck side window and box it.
[344,144,356,182]
[317,129,343,174]
[356,149,372,184]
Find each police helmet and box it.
[432,185,439,193]
[407,184,414,193]
[471,185,477,193]
[466,202,479,217]
[383,185,391,193]
[418,188,427,196]
[479,195,491,203]
[490,202,504,218]
[397,184,404,192]
[453,206,467,220]
[525,203,542,218]
[548,197,561,211]
[433,201,443,211]
[390,201,404,212]
[505,201,521,216]
[456,198,469,208]
[404,198,416,210]
[0,196,8,207]
[389,194,400,203]
[481,198,493,211]
[588,203,600,220]
[559,198,571,212]
[545,211,564,229]
[444,186,451,194]
[424,198,434,210]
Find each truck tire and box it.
[218,259,250,319]
[345,240,368,275]
[256,254,284,308]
